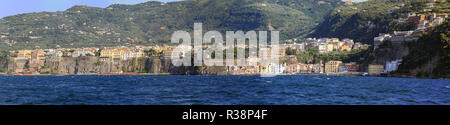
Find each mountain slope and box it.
[311,0,419,44]
[0,0,342,50]
[396,18,450,78]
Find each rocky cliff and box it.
[7,56,176,75]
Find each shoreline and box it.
[1,72,448,80]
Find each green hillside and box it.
[396,18,450,78]
[0,0,342,50]
[311,0,428,44]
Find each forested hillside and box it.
[396,19,450,78]
[0,0,342,50]
[311,0,429,44]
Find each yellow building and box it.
[368,64,385,76]
[100,48,130,60]
[17,50,32,59]
[325,61,343,73]
[326,44,334,52]
[340,44,351,51]
[135,50,145,58]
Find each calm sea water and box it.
[0,75,449,105]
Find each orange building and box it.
[345,0,353,5]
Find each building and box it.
[346,63,360,72]
[291,43,305,51]
[163,49,175,59]
[30,49,45,71]
[390,31,419,43]
[123,50,146,60]
[339,65,348,73]
[326,44,334,52]
[72,49,96,57]
[374,34,392,50]
[100,47,130,60]
[318,43,328,53]
[368,64,384,76]
[325,61,343,73]
[17,50,32,59]
[385,59,402,73]
[407,14,426,24]
[345,0,353,5]
[285,64,299,74]
[340,44,351,51]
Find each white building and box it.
[72,50,95,57]
[385,59,402,73]
[318,43,328,53]
[374,34,392,50]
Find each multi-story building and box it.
[123,50,146,60]
[17,50,32,59]
[346,63,360,72]
[340,43,351,51]
[72,49,97,57]
[100,47,130,60]
[368,64,385,76]
[325,61,343,73]
[318,43,328,53]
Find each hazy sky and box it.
[0,0,367,18]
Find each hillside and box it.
[395,18,450,78]
[0,0,342,50]
[311,0,425,44]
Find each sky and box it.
[0,0,182,18]
[0,0,367,19]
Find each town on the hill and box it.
[0,0,448,77]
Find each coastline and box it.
[1,72,448,80]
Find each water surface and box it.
[0,75,448,105]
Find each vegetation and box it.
[311,0,433,44]
[286,47,369,64]
[0,0,343,50]
[145,49,162,57]
[396,18,450,78]
[0,51,8,72]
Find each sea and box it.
[0,75,449,105]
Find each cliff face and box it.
[372,41,410,65]
[396,19,450,78]
[7,56,172,75]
